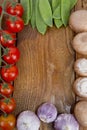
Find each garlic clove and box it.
[74,58,87,76]
[37,102,57,123]
[73,77,87,99]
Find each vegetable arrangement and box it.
[1,0,86,130]
[20,0,77,34]
[17,103,79,130]
[0,0,24,130]
[69,10,87,127]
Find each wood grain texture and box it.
[13,0,87,130]
[13,26,75,129]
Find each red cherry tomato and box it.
[0,30,16,47]
[0,6,2,15]
[6,16,24,33]
[3,46,20,64]
[6,3,24,17]
[0,98,16,114]
[0,114,16,130]
[1,65,18,82]
[0,83,14,97]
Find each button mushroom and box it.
[74,101,87,127]
[73,77,87,99]
[72,32,87,55]
[69,10,87,33]
[74,58,87,76]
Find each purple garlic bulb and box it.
[37,102,57,123]
[54,114,79,130]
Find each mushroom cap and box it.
[74,58,87,76]
[72,32,87,55]
[69,10,87,33]
[73,77,87,98]
[74,101,87,127]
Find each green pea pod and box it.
[30,0,32,18]
[70,0,77,9]
[48,0,52,6]
[61,0,71,26]
[20,0,31,25]
[54,19,63,28]
[39,0,53,27]
[53,6,61,19]
[36,0,47,35]
[52,0,61,11]
[30,0,36,29]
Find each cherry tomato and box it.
[0,83,14,97]
[6,16,24,33]
[0,6,2,15]
[0,30,16,47]
[3,46,20,64]
[6,3,24,17]
[0,98,16,114]
[0,114,16,130]
[1,65,18,82]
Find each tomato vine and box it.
[0,0,24,129]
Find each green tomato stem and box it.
[0,76,6,83]
[0,0,7,29]
[0,93,8,99]
[0,44,6,51]
[3,113,8,117]
[0,108,8,116]
[1,59,8,65]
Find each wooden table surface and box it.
[13,0,87,129]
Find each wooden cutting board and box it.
[13,0,87,130]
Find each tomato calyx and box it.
[10,2,17,8]
[3,113,8,118]
[3,33,13,41]
[4,64,11,69]
[3,48,9,55]
[0,43,9,55]
[3,98,11,104]
[2,83,9,89]
[9,15,18,22]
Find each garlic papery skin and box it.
[74,58,87,76]
[73,77,87,98]
[17,111,40,130]
[37,103,57,123]
[54,114,79,130]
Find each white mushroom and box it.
[72,32,87,55]
[74,101,87,127]
[74,58,87,76]
[69,10,87,33]
[73,77,87,99]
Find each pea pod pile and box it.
[20,0,77,35]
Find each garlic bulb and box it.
[17,111,40,130]
[54,114,79,130]
[37,102,57,123]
